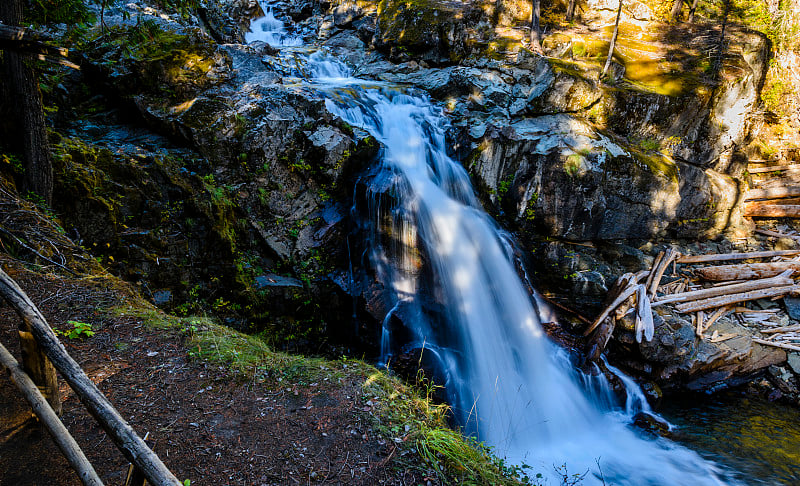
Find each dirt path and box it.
[0,261,432,485]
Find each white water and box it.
[248,10,739,485]
[245,3,302,46]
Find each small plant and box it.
[58,321,95,339]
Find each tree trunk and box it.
[688,0,700,22]
[566,0,577,22]
[714,0,730,75]
[0,0,54,206]
[530,0,542,52]
[601,0,623,79]
[670,0,684,21]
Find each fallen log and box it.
[744,203,800,218]
[0,342,103,486]
[652,273,794,306]
[747,163,800,173]
[755,228,800,240]
[760,324,800,334]
[649,248,677,299]
[675,285,800,313]
[694,262,800,281]
[644,251,664,290]
[0,268,182,486]
[677,249,800,264]
[745,186,800,201]
[584,273,639,336]
[752,338,800,352]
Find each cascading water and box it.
[247,7,740,484]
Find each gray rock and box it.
[788,352,800,375]
[783,296,800,320]
[152,290,172,306]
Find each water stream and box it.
[246,6,744,484]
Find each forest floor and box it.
[0,257,441,486]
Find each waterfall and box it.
[247,6,738,485]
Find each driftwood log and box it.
[0,342,103,486]
[584,273,638,336]
[652,273,794,306]
[0,268,182,486]
[755,228,800,240]
[677,249,800,264]
[745,186,800,201]
[674,284,800,313]
[648,248,677,298]
[744,203,800,218]
[694,262,800,281]
[752,338,800,352]
[747,163,800,173]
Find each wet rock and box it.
[767,365,799,395]
[152,290,172,306]
[783,296,800,320]
[254,274,303,289]
[632,412,671,437]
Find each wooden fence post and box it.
[17,316,61,415]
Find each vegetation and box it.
[114,304,528,484]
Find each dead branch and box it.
[752,338,800,352]
[675,285,800,313]
[677,249,800,263]
[0,23,81,69]
[694,262,800,281]
[648,248,678,299]
[652,273,794,306]
[744,203,800,218]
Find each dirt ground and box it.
[0,260,433,486]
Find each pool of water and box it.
[659,391,800,485]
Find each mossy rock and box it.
[88,19,232,103]
[375,0,484,63]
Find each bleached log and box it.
[649,249,678,299]
[584,273,638,336]
[734,307,779,313]
[752,338,800,352]
[677,250,800,264]
[760,324,800,334]
[635,284,654,342]
[675,285,800,313]
[744,203,800,218]
[745,186,800,201]
[747,163,800,173]
[645,251,664,289]
[695,262,800,281]
[755,228,800,240]
[652,273,794,306]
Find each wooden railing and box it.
[0,267,182,486]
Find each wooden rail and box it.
[0,267,182,486]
